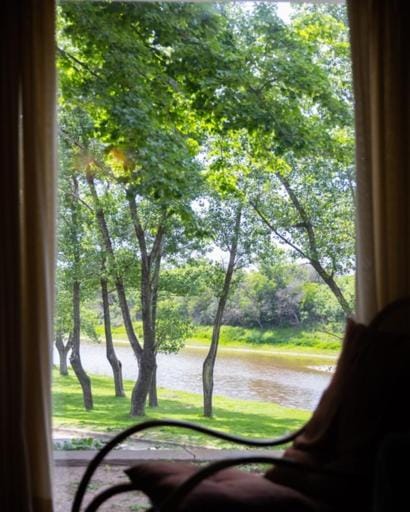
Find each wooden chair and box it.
[72,297,410,512]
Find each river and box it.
[55,342,337,411]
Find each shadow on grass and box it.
[53,372,310,446]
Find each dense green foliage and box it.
[173,261,354,329]
[55,2,354,414]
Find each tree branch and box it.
[127,190,149,271]
[250,200,309,261]
[275,172,320,262]
[59,187,94,213]
[57,46,102,80]
[150,224,165,265]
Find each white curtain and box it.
[348,0,410,323]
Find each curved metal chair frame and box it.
[72,420,304,512]
[72,297,410,512]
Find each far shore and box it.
[81,334,340,359]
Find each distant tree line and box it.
[169,261,354,329]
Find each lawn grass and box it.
[95,323,342,355]
[52,370,310,448]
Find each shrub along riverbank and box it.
[94,323,343,354]
[190,324,342,352]
[52,371,310,448]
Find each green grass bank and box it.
[52,370,310,448]
[189,324,342,352]
[95,323,343,355]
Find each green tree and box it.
[56,2,356,416]
[57,161,94,410]
[199,193,264,417]
[202,201,243,418]
[205,4,355,314]
[58,2,232,415]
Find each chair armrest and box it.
[72,418,304,512]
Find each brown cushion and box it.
[126,461,325,512]
[265,319,410,511]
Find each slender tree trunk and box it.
[55,332,72,376]
[86,173,143,362]
[68,175,92,410]
[148,364,158,407]
[101,276,125,397]
[128,190,164,416]
[292,311,300,325]
[131,263,156,415]
[203,207,242,418]
[148,255,161,408]
[203,293,232,417]
[70,280,93,410]
[130,349,156,416]
[114,276,142,360]
[313,263,352,315]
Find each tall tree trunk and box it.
[131,263,156,415]
[70,280,93,410]
[148,254,161,408]
[130,349,156,416]
[148,364,158,408]
[101,275,125,397]
[203,207,242,418]
[115,277,142,360]
[68,175,92,410]
[127,190,164,416]
[55,332,72,376]
[312,263,352,315]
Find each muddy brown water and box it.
[55,342,336,411]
